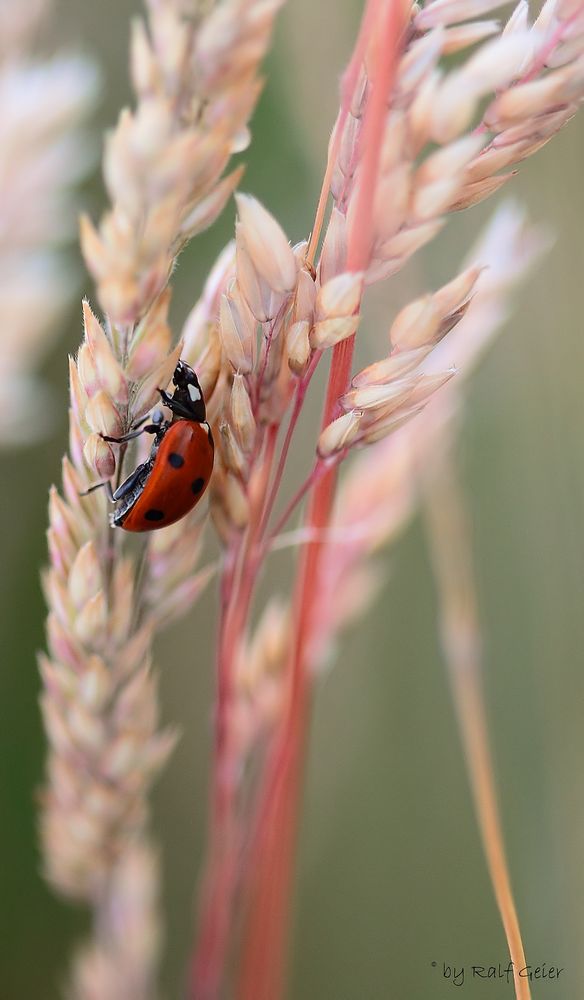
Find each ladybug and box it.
[86,361,214,532]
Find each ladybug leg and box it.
[102,422,161,444]
[102,407,165,445]
[79,480,115,501]
[129,408,164,432]
[112,461,150,501]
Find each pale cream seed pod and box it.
[79,213,110,284]
[310,315,360,350]
[126,317,173,381]
[406,368,457,405]
[126,289,173,380]
[131,341,183,420]
[83,433,116,479]
[317,410,363,458]
[432,266,482,316]
[337,112,361,180]
[235,234,271,323]
[415,135,486,186]
[68,357,90,425]
[68,542,103,611]
[180,166,245,242]
[318,207,348,285]
[389,296,440,350]
[230,373,256,453]
[74,591,108,647]
[442,20,500,53]
[76,342,101,398]
[342,377,420,414]
[294,269,316,324]
[316,271,364,320]
[78,656,111,712]
[85,389,123,437]
[287,320,311,375]
[352,347,432,388]
[220,291,255,373]
[235,193,298,295]
[219,422,247,477]
[358,404,426,445]
[377,219,445,271]
[465,142,522,181]
[85,390,123,438]
[372,164,411,244]
[450,172,516,211]
[408,68,442,152]
[193,324,223,401]
[430,76,478,143]
[223,471,250,529]
[48,487,79,547]
[82,301,129,406]
[412,175,462,221]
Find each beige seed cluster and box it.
[41,0,285,992]
[311,203,547,670]
[318,0,584,290]
[189,195,303,540]
[81,0,284,328]
[309,0,584,459]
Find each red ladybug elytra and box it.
[86,361,214,532]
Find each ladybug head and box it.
[167,360,206,422]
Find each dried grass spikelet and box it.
[193,194,304,538]
[81,0,285,327]
[311,202,547,670]
[42,279,209,996]
[322,0,584,288]
[41,0,286,993]
[317,266,480,457]
[0,0,98,445]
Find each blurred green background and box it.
[1,1,584,998]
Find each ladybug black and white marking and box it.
[87,361,214,532]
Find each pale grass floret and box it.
[0,0,97,445]
[316,0,584,289]
[310,203,547,671]
[81,0,285,327]
[41,0,285,995]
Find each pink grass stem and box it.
[190,425,278,1000]
[306,0,385,266]
[258,350,322,540]
[236,3,406,996]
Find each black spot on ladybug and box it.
[145,508,165,521]
[168,452,184,468]
[191,477,205,494]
